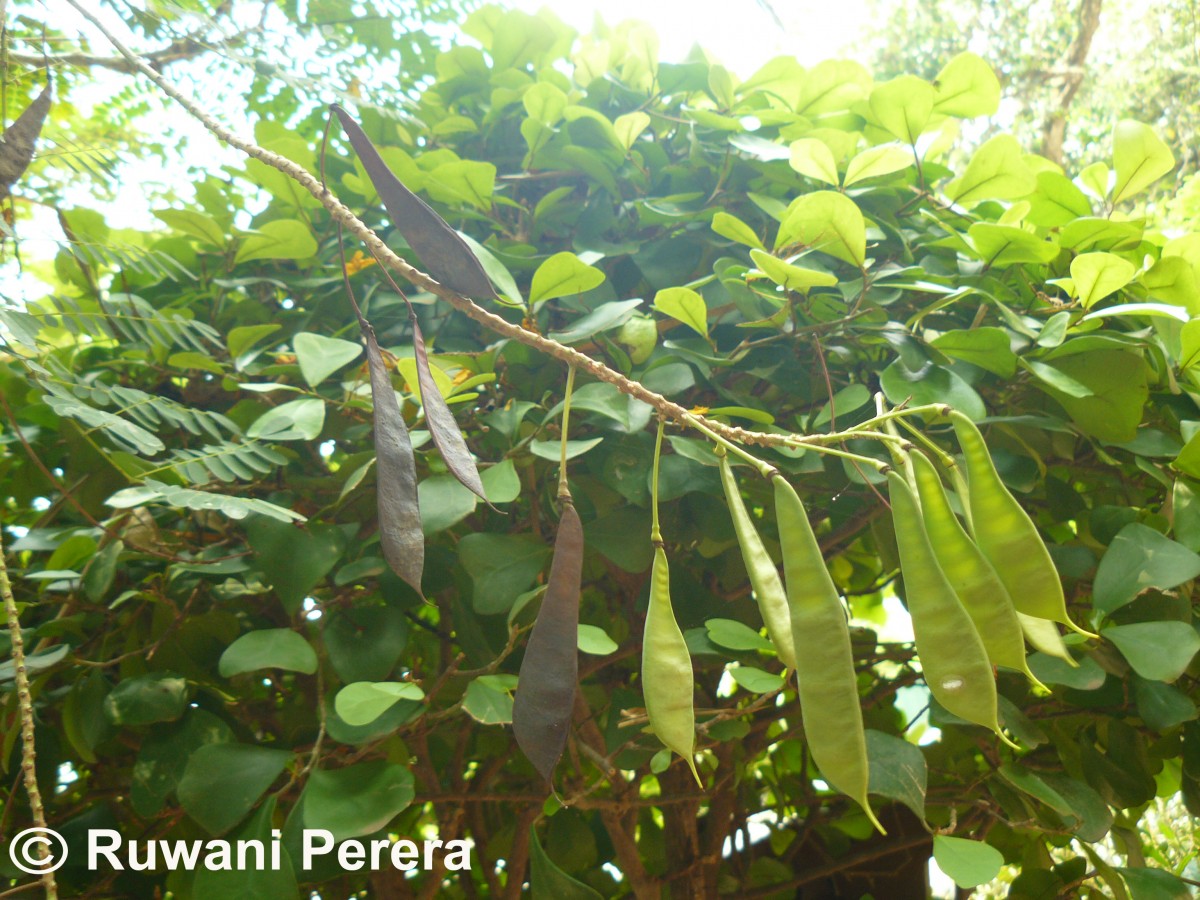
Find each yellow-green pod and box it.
[774,475,885,834]
[1017,612,1078,667]
[951,412,1096,639]
[910,452,1046,691]
[642,546,701,786]
[887,470,1017,748]
[718,453,797,670]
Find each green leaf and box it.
[548,298,644,344]
[178,743,291,834]
[1027,171,1093,227]
[613,111,651,150]
[728,666,784,693]
[323,603,408,683]
[1037,350,1148,443]
[131,710,232,818]
[933,836,1003,889]
[1071,252,1137,308]
[530,437,604,461]
[930,327,1017,377]
[1093,523,1200,614]
[1133,676,1198,731]
[234,220,317,264]
[1112,120,1175,204]
[788,138,839,185]
[968,223,1059,266]
[869,75,935,144]
[459,533,552,614]
[293,333,362,387]
[156,208,226,248]
[705,618,773,652]
[776,191,866,266]
[529,251,607,304]
[880,359,986,420]
[529,825,603,900]
[523,81,568,125]
[1103,622,1200,682]
[227,323,282,361]
[865,730,927,820]
[1080,161,1111,200]
[219,629,317,677]
[463,678,513,724]
[192,799,299,900]
[426,160,495,209]
[245,519,346,614]
[1141,256,1200,312]
[103,673,188,726]
[335,681,425,726]
[481,458,521,504]
[1118,867,1194,900]
[1028,652,1106,690]
[653,286,708,337]
[944,134,1036,206]
[843,144,913,186]
[247,398,326,441]
[711,211,765,250]
[419,474,478,534]
[302,761,415,841]
[932,52,1000,117]
[750,249,838,291]
[458,231,524,307]
[577,624,618,655]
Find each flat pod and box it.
[887,471,1013,745]
[512,500,583,784]
[364,331,424,597]
[331,105,495,299]
[909,452,1044,689]
[717,454,797,669]
[0,82,52,198]
[410,317,488,502]
[774,475,884,833]
[641,546,701,785]
[951,412,1095,638]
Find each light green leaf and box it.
[968,223,1059,266]
[1079,161,1111,200]
[219,629,317,677]
[530,437,604,461]
[227,323,282,361]
[931,327,1017,377]
[788,138,839,185]
[843,144,913,186]
[156,209,226,248]
[944,134,1036,206]
[425,160,495,209]
[1027,171,1093,227]
[293,333,362,387]
[458,232,524,307]
[578,624,618,655]
[247,398,326,441]
[653,286,708,336]
[1071,252,1137,308]
[869,75,935,144]
[776,191,866,266]
[234,220,317,264]
[463,679,513,724]
[523,81,568,126]
[530,251,607,304]
[750,249,838,291]
[548,298,643,344]
[932,836,1003,889]
[866,730,927,820]
[728,666,784,693]
[711,212,765,250]
[1093,524,1200,614]
[614,111,651,150]
[1103,622,1200,682]
[932,52,1000,117]
[335,681,425,726]
[1037,349,1147,443]
[1112,120,1175,204]
[706,618,773,652]
[1141,256,1200,312]
[481,458,521,504]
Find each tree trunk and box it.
[1042,0,1104,165]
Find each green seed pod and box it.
[888,470,1016,748]
[775,475,884,834]
[718,453,797,670]
[910,452,1046,690]
[951,412,1095,639]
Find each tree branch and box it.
[1041,0,1103,164]
[61,0,844,457]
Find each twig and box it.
[0,528,58,899]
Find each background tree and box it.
[2,2,1200,899]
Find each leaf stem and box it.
[651,419,664,542]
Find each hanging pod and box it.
[774,475,884,834]
[717,452,797,670]
[1017,612,1078,667]
[0,81,52,200]
[887,470,1016,748]
[951,412,1096,639]
[642,544,701,786]
[331,104,495,299]
[512,498,584,784]
[909,451,1046,691]
[409,316,489,503]
[363,330,423,597]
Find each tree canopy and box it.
[2,2,1199,898]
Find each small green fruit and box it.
[616,315,657,364]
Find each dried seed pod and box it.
[331,104,495,299]
[0,83,52,200]
[512,499,583,784]
[364,330,423,597]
